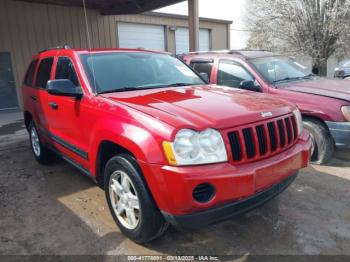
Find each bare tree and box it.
[247,0,350,76]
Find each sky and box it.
[156,0,251,49]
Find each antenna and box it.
[82,0,98,94]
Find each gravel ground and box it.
[1,112,350,257]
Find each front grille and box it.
[227,114,298,163]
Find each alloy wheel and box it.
[109,170,140,230]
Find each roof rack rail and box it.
[39,45,71,53]
[183,49,271,55]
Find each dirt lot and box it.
[1,112,350,257]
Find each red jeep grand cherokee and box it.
[182,50,350,164]
[22,47,311,243]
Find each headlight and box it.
[292,108,303,136]
[341,106,350,121]
[163,128,228,166]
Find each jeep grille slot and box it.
[227,114,298,164]
[291,116,298,140]
[228,131,242,161]
[277,119,286,147]
[267,122,277,152]
[256,125,267,155]
[243,128,256,158]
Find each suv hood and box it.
[101,85,293,130]
[278,78,350,102]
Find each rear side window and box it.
[55,57,79,86]
[190,61,213,81]
[24,60,38,86]
[35,57,54,89]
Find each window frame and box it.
[34,57,54,90]
[217,59,255,88]
[54,56,81,87]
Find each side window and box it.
[35,57,54,89]
[217,60,254,88]
[55,57,79,86]
[190,61,213,81]
[24,59,38,86]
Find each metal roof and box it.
[15,0,186,15]
[144,11,233,24]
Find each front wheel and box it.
[104,154,168,243]
[303,118,334,165]
[28,121,54,165]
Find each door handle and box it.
[30,95,37,101]
[48,102,58,109]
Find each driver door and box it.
[47,56,89,168]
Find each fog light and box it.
[192,183,215,203]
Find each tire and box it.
[104,154,168,243]
[28,121,54,165]
[303,118,334,165]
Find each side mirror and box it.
[47,80,83,99]
[199,72,209,83]
[240,80,261,92]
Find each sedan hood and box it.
[101,85,293,130]
[278,78,350,102]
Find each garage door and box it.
[117,22,165,51]
[175,28,210,54]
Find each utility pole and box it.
[188,0,199,52]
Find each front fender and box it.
[88,118,168,175]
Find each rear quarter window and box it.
[190,61,213,81]
[35,57,54,89]
[24,60,38,87]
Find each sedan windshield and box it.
[80,52,205,93]
[249,56,315,84]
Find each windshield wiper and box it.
[98,87,140,94]
[98,83,201,94]
[302,73,317,79]
[272,77,303,83]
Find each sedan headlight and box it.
[163,128,228,166]
[341,106,350,121]
[292,108,303,136]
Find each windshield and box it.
[341,60,350,67]
[249,56,315,84]
[80,52,205,93]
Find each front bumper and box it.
[326,121,350,148]
[140,131,311,217]
[162,173,297,229]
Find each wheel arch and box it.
[24,111,33,131]
[95,140,137,187]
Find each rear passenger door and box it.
[33,57,54,134]
[217,60,255,89]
